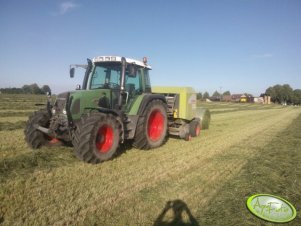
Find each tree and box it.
[265,84,295,104]
[293,89,301,105]
[212,91,220,98]
[29,83,43,94]
[1,83,47,94]
[0,87,23,94]
[282,84,293,104]
[22,85,31,94]
[210,91,221,101]
[265,86,275,100]
[223,91,231,96]
[41,85,51,94]
[212,91,220,97]
[196,92,202,100]
[203,91,210,100]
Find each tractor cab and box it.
[69,56,152,113]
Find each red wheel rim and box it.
[196,124,201,136]
[96,125,113,153]
[49,138,60,144]
[148,109,164,141]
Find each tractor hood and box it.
[64,89,116,121]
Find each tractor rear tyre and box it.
[133,99,168,149]
[73,112,121,164]
[24,110,51,149]
[190,120,201,137]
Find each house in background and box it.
[222,95,231,102]
[231,94,243,102]
[263,95,271,104]
[253,97,264,103]
[231,94,254,103]
[239,94,248,102]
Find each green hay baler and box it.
[152,86,211,140]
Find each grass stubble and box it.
[0,94,300,225]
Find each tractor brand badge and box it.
[246,194,297,223]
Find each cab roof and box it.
[92,56,151,69]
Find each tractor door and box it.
[123,66,143,109]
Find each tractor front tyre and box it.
[73,112,121,164]
[133,99,168,149]
[190,120,201,137]
[24,110,50,149]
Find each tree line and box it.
[0,83,51,95]
[265,84,301,105]
[1,83,300,105]
[197,90,231,101]
[197,84,301,105]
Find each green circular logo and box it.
[246,194,297,223]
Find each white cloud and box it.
[252,53,273,58]
[59,1,79,15]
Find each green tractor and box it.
[24,56,210,164]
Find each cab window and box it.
[90,64,121,89]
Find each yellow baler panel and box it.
[152,86,197,120]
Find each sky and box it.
[0,0,300,96]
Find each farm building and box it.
[231,94,254,103]
[231,94,243,102]
[222,95,231,102]
[253,97,264,103]
[263,95,271,104]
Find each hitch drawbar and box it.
[34,124,51,135]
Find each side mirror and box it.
[70,68,75,78]
[128,65,136,77]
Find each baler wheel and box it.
[190,120,201,137]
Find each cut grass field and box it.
[0,94,300,225]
